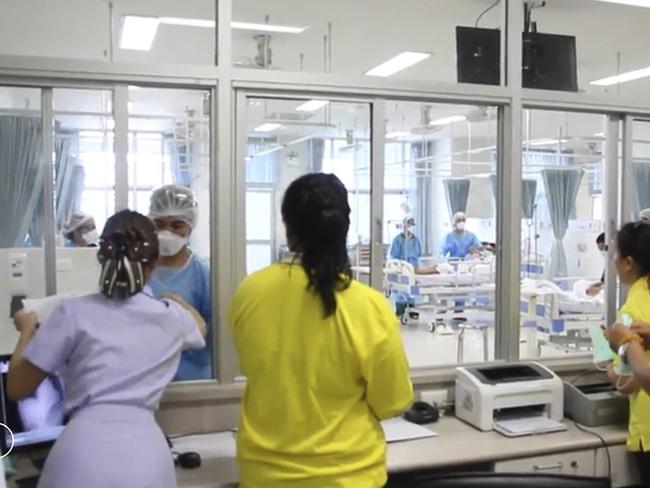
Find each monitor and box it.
[523,32,578,91]
[0,355,64,453]
[456,26,501,86]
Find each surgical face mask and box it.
[455,221,466,231]
[407,225,416,234]
[158,230,188,257]
[81,229,99,246]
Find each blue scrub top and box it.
[149,253,212,381]
[390,233,422,267]
[440,231,481,258]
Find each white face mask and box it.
[407,225,416,234]
[81,229,99,246]
[455,221,466,231]
[158,230,188,257]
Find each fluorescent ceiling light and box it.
[128,85,141,90]
[231,21,307,34]
[429,115,467,127]
[120,16,159,51]
[366,52,431,77]
[591,66,650,86]
[385,131,411,139]
[295,100,329,112]
[159,17,215,28]
[254,123,282,133]
[592,0,650,7]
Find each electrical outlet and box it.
[418,389,449,407]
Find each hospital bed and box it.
[520,278,605,354]
[385,259,496,332]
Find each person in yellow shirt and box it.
[605,221,650,486]
[229,173,414,488]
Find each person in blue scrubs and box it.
[390,217,421,267]
[441,212,482,259]
[148,185,212,381]
[389,217,438,317]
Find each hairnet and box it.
[149,185,198,229]
[62,212,93,235]
[453,212,467,223]
[641,208,650,222]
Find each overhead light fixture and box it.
[127,85,141,90]
[365,52,431,77]
[295,100,329,112]
[159,17,215,28]
[158,17,308,33]
[119,16,159,51]
[254,123,282,133]
[429,115,467,127]
[231,21,308,34]
[592,0,650,7]
[591,66,650,86]
[385,131,411,139]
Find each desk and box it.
[174,417,632,488]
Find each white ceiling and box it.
[0,0,648,156]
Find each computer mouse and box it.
[403,401,440,425]
[177,451,202,469]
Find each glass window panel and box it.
[0,0,216,65]
[54,89,115,241]
[247,244,272,275]
[246,191,273,241]
[244,97,371,274]
[232,0,502,85]
[631,120,650,221]
[383,101,499,368]
[127,87,213,382]
[520,109,606,359]
[0,86,44,355]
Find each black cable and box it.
[475,0,500,27]
[574,421,612,481]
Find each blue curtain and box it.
[443,178,470,222]
[489,176,537,219]
[542,168,584,277]
[0,116,44,247]
[412,141,434,254]
[633,163,650,217]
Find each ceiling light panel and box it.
[120,16,159,51]
[365,52,431,77]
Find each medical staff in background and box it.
[440,212,482,259]
[389,217,422,267]
[148,185,212,381]
[62,212,98,247]
[587,233,607,297]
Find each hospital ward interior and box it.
[2,0,650,486]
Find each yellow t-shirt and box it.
[228,263,414,488]
[619,277,650,452]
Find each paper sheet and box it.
[381,417,438,443]
[494,415,566,437]
[23,293,86,322]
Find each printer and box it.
[455,362,564,436]
[564,381,628,426]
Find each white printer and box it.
[455,362,565,437]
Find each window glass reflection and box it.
[520,109,606,359]
[382,102,499,368]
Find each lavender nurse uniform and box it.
[22,287,205,488]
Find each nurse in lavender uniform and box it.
[7,209,206,488]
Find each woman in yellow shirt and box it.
[606,221,650,485]
[229,173,414,488]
